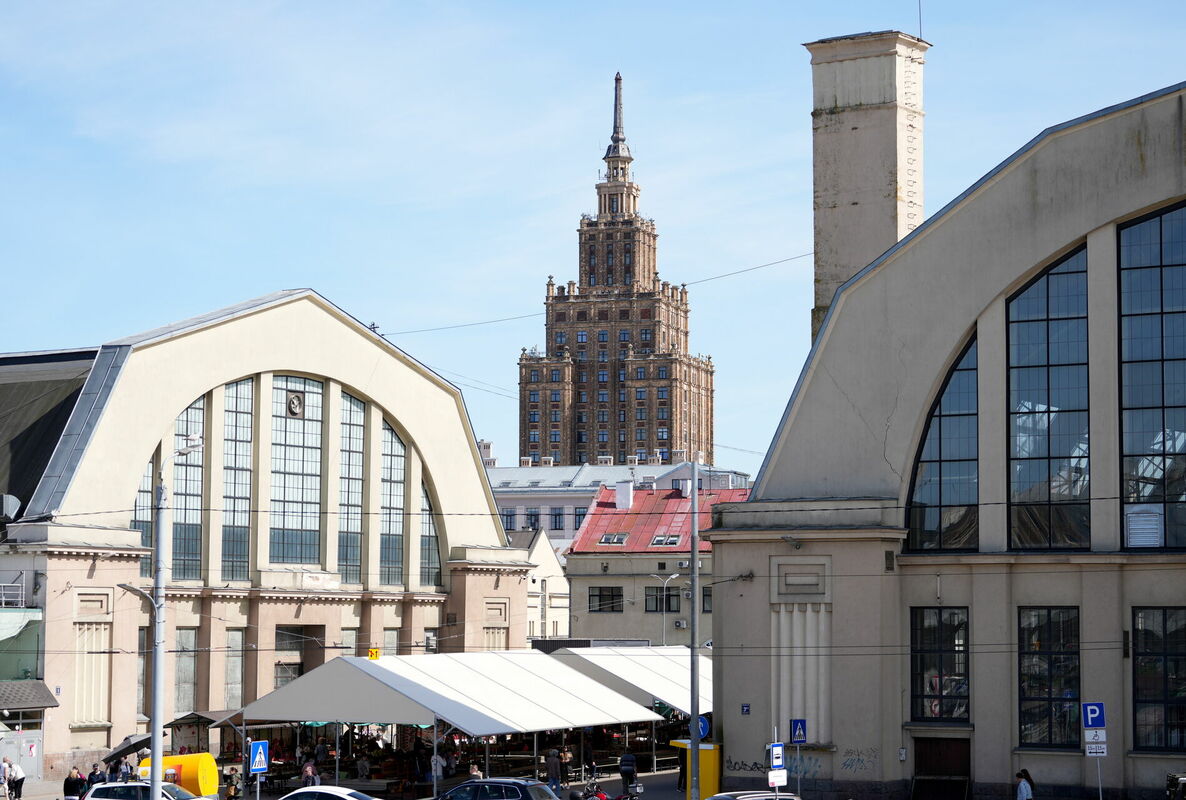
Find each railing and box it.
[0,582,24,608]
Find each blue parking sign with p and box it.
[1081,702,1105,729]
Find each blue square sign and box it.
[1081,702,1105,729]
[249,740,270,774]
[790,719,807,744]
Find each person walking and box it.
[1015,769,1035,800]
[64,767,87,800]
[617,750,636,791]
[119,758,134,782]
[468,764,483,780]
[559,747,572,789]
[225,767,242,800]
[582,741,595,781]
[545,750,562,796]
[5,758,24,800]
[87,764,107,787]
[301,759,319,787]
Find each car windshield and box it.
[526,786,557,800]
[161,784,199,800]
[347,793,375,800]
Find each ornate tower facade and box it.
[518,74,714,467]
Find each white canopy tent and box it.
[227,651,662,795]
[549,646,713,716]
[237,651,662,735]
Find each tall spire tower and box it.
[517,75,714,469]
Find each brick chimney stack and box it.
[804,31,929,340]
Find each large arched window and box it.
[132,375,449,588]
[222,379,252,581]
[379,422,407,585]
[338,392,365,583]
[906,339,978,550]
[420,485,442,587]
[173,396,205,579]
[1007,248,1089,549]
[1120,201,1186,548]
[270,376,323,564]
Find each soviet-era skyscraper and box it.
[518,75,713,467]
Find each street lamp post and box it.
[648,572,679,646]
[119,434,201,800]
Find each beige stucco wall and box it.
[715,85,1186,796]
[8,293,531,780]
[568,552,711,645]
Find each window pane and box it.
[1121,218,1161,269]
[1124,409,1164,455]
[940,415,977,460]
[1048,319,1087,365]
[940,370,977,415]
[940,506,978,550]
[1009,280,1046,321]
[1011,504,1049,548]
[1011,367,1048,413]
[1048,365,1087,411]
[1121,267,1162,313]
[1166,266,1186,312]
[1010,321,1047,366]
[1047,272,1087,318]
[1123,314,1162,361]
[1123,362,1162,408]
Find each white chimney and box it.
[597,455,614,466]
[626,455,639,466]
[672,448,688,463]
[520,457,532,467]
[804,31,929,340]
[541,456,554,467]
[614,480,635,510]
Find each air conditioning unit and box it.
[677,561,690,568]
[673,620,688,629]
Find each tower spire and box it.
[605,72,632,160]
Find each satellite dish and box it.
[0,495,20,523]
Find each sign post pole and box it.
[1081,703,1106,800]
[790,719,806,800]
[249,738,269,800]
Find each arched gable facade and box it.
[4,291,530,777]
[713,83,1186,798]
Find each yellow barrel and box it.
[138,753,220,798]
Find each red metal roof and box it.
[568,485,750,554]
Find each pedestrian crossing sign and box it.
[249,740,269,774]
[368,648,381,660]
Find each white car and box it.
[82,782,201,800]
[279,788,380,800]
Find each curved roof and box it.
[753,80,1186,501]
[20,289,478,521]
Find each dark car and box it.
[438,778,560,800]
[706,792,801,800]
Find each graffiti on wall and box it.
[725,754,822,780]
[839,746,879,773]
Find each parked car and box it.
[437,778,560,800]
[705,792,800,800]
[279,788,380,800]
[81,782,202,800]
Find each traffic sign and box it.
[790,719,807,744]
[767,769,788,788]
[769,742,784,769]
[1086,743,1107,757]
[1085,729,1106,743]
[1082,702,1106,729]
[249,740,269,774]
[692,716,709,739]
[368,648,380,660]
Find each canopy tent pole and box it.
[580,729,585,782]
[334,723,340,785]
[485,739,490,779]
[533,732,538,782]
[651,716,656,778]
[432,717,439,798]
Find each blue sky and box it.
[0,1,1183,477]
